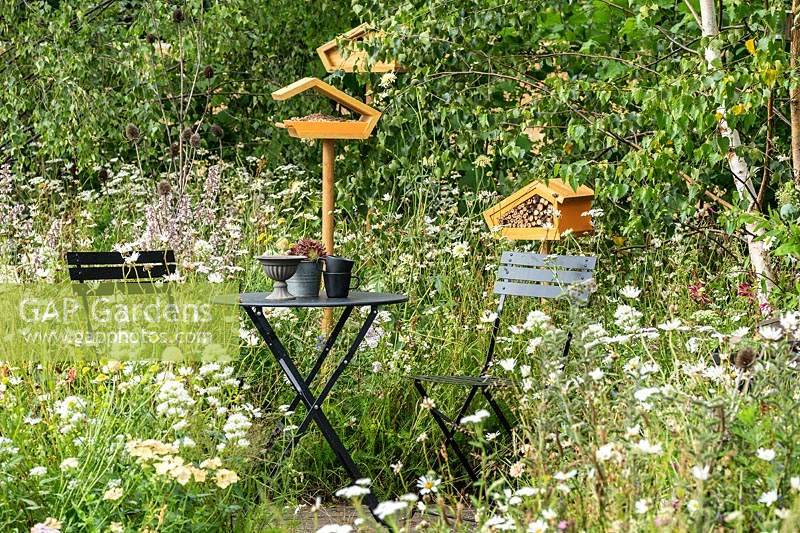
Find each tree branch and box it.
[683,0,702,28]
[757,93,773,211]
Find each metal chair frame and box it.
[409,251,596,482]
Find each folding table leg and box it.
[293,306,378,439]
[263,306,353,451]
[413,380,478,483]
[562,331,573,358]
[270,306,377,470]
[245,307,380,513]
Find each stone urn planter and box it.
[286,238,327,297]
[255,255,304,300]
[286,259,322,297]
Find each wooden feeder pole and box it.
[321,140,335,331]
[539,241,551,255]
[322,139,336,255]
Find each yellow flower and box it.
[745,39,756,56]
[125,439,178,461]
[612,235,625,247]
[200,457,223,470]
[473,155,492,168]
[274,237,290,251]
[103,487,123,501]
[191,467,207,483]
[108,522,124,533]
[170,464,192,485]
[214,468,239,489]
[731,103,747,116]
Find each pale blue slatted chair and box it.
[408,251,597,481]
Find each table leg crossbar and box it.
[245,305,381,513]
[262,306,354,450]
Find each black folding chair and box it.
[408,251,596,482]
[66,250,177,333]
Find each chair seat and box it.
[407,374,510,387]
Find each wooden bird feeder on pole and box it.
[272,77,382,255]
[316,23,403,73]
[483,179,595,245]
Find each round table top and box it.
[214,291,408,308]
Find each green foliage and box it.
[0,0,355,178]
[356,0,796,251]
[3,0,800,529]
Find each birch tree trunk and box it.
[791,1,800,183]
[699,0,776,313]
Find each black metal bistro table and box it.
[216,291,407,516]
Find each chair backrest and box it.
[479,251,596,373]
[494,251,596,301]
[66,250,177,337]
[66,250,176,283]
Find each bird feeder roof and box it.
[271,77,381,140]
[316,23,402,73]
[535,179,594,203]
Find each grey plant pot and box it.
[286,260,322,297]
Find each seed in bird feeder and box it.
[290,113,351,122]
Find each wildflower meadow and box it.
[3,1,800,532]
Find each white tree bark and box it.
[699,0,776,313]
[791,1,800,184]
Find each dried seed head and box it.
[157,180,172,197]
[145,33,157,44]
[734,347,757,370]
[124,123,140,143]
[98,168,108,182]
[172,7,185,24]
[210,124,224,138]
[181,127,193,142]
[190,132,201,148]
[169,142,180,157]
[204,65,214,79]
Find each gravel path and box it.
[280,504,476,532]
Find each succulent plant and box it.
[289,238,327,261]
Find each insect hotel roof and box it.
[316,23,402,73]
[271,77,382,140]
[482,178,595,241]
